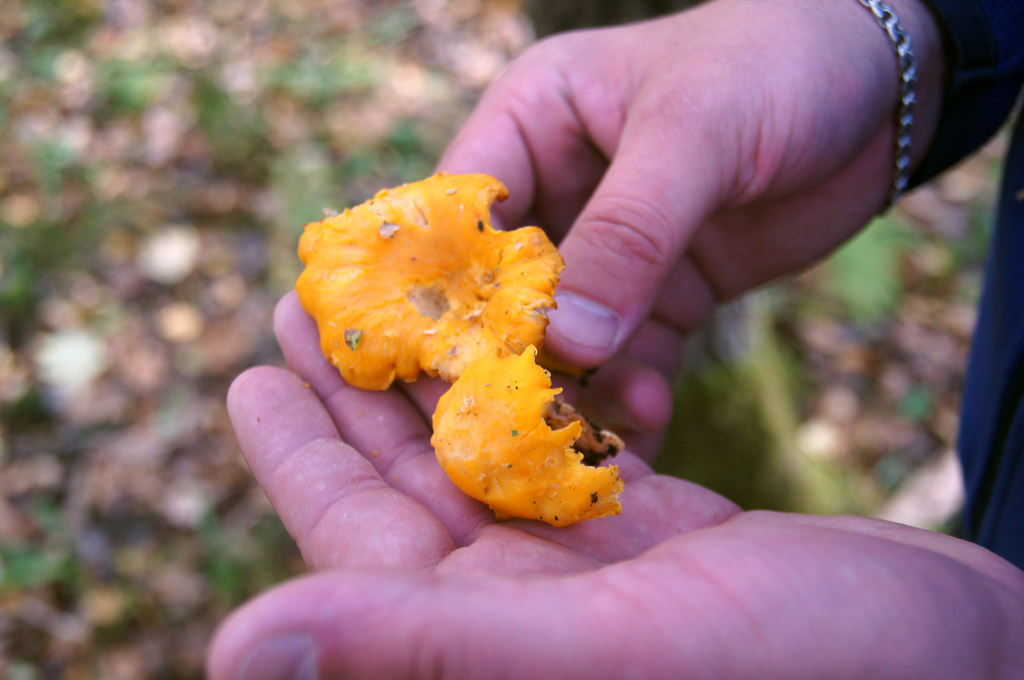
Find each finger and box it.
[621,317,686,381]
[545,320,680,462]
[538,308,685,467]
[685,148,890,300]
[649,251,720,337]
[396,375,449,423]
[548,360,672,465]
[274,291,433,461]
[437,39,610,235]
[435,77,538,229]
[206,568,667,680]
[274,292,495,542]
[576,357,674,434]
[545,114,722,368]
[226,366,454,570]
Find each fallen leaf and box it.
[136,225,201,285]
[34,330,108,397]
[155,302,204,343]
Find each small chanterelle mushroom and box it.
[432,346,623,527]
[296,173,563,390]
[296,173,624,526]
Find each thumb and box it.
[545,122,722,367]
[206,571,614,680]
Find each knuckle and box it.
[486,46,569,119]
[580,196,676,270]
[504,36,566,82]
[524,31,586,66]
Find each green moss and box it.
[657,302,859,514]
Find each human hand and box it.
[439,0,947,432]
[207,294,1024,680]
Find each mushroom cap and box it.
[431,345,623,527]
[296,173,563,390]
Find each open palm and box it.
[229,292,739,572]
[208,294,1024,680]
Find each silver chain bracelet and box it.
[857,0,917,205]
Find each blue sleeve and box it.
[910,0,1024,186]
[912,0,1024,569]
[959,113,1024,570]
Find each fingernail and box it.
[237,633,318,680]
[550,292,621,351]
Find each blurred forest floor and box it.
[0,0,1004,678]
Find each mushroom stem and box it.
[542,398,624,466]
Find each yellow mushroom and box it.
[432,346,623,527]
[296,173,563,390]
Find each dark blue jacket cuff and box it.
[910,0,1024,186]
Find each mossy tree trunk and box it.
[655,295,859,514]
[526,0,699,37]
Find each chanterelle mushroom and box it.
[296,173,563,390]
[432,345,623,527]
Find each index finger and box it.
[227,366,455,570]
[437,43,609,237]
